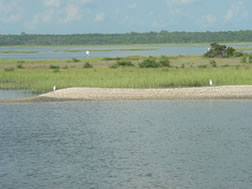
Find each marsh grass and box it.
[4,68,15,72]
[110,64,120,69]
[72,58,80,62]
[53,69,60,73]
[241,56,247,63]
[116,60,134,67]
[249,56,252,63]
[0,55,251,92]
[83,62,93,68]
[49,65,60,69]
[103,57,121,61]
[209,60,217,67]
[62,65,69,69]
[1,66,252,92]
[0,56,239,68]
[198,65,207,68]
[16,64,24,69]
[237,47,252,51]
[17,60,25,64]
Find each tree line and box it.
[1,30,252,46]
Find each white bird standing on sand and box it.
[86,50,90,57]
[209,79,213,86]
[53,85,56,91]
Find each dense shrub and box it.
[198,65,207,68]
[17,64,24,69]
[49,65,60,69]
[159,57,171,67]
[226,47,235,56]
[116,60,134,67]
[209,60,217,67]
[249,56,252,63]
[139,58,160,68]
[83,62,93,68]
[72,58,80,62]
[103,57,121,61]
[241,56,247,63]
[233,51,244,57]
[204,43,236,58]
[110,60,134,68]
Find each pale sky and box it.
[0,0,251,34]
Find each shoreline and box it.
[1,85,252,103]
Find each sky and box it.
[0,0,251,34]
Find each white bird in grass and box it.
[86,50,90,57]
[53,85,56,91]
[209,79,213,86]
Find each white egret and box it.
[86,50,90,57]
[209,79,213,86]
[53,85,56,91]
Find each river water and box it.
[0,90,35,100]
[0,44,252,60]
[0,100,252,189]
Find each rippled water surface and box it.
[0,100,252,189]
[0,90,35,100]
[0,44,251,59]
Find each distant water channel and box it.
[1,44,252,60]
[0,100,252,189]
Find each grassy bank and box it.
[1,55,252,92]
[1,67,252,92]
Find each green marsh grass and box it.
[237,47,252,51]
[83,62,93,68]
[16,64,24,69]
[0,55,251,92]
[49,65,60,69]
[1,66,252,92]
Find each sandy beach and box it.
[38,85,252,100]
[39,86,252,100]
[1,85,252,102]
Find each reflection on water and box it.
[0,100,252,189]
[0,44,251,60]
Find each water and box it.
[0,100,252,189]
[0,90,35,100]
[1,44,251,60]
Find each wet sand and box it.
[1,85,252,102]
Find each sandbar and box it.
[2,85,252,102]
